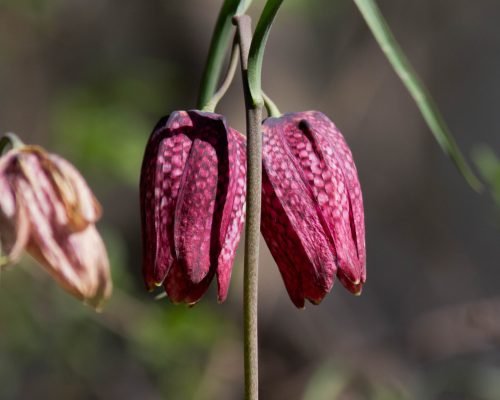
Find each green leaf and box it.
[473,145,500,206]
[353,0,482,191]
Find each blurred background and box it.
[1,0,500,399]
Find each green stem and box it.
[263,92,281,117]
[247,0,284,107]
[234,15,263,400]
[202,37,240,113]
[197,0,253,109]
[0,133,24,154]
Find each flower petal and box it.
[18,152,69,228]
[141,110,247,304]
[163,261,214,305]
[262,119,338,306]
[140,112,193,288]
[173,137,218,283]
[16,178,111,308]
[275,112,362,285]
[47,153,102,227]
[0,174,29,266]
[216,128,246,302]
[296,111,366,283]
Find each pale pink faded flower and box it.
[261,111,366,308]
[140,110,246,304]
[0,140,112,309]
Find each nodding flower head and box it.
[261,111,366,308]
[0,137,112,309]
[140,110,246,305]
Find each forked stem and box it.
[197,0,254,109]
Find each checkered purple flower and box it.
[261,111,366,308]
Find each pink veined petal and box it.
[262,120,338,306]
[0,144,111,307]
[16,178,89,298]
[216,128,246,302]
[61,225,112,308]
[173,138,218,283]
[0,174,29,266]
[299,111,366,283]
[18,152,69,228]
[47,153,102,226]
[0,151,17,218]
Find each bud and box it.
[0,140,112,309]
[140,110,246,304]
[261,111,366,308]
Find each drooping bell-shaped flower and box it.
[261,111,366,308]
[140,110,246,304]
[0,140,112,309]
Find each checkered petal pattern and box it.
[140,110,246,304]
[261,111,366,307]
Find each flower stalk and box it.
[202,37,240,113]
[198,0,285,397]
[235,0,283,396]
[233,15,262,400]
[197,0,254,110]
[247,0,284,107]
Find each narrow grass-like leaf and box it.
[353,0,482,191]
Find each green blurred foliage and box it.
[51,65,174,186]
[474,146,500,209]
[0,0,54,15]
[0,230,235,399]
[302,361,410,400]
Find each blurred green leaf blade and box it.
[353,0,482,191]
[473,145,500,206]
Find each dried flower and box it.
[261,111,366,308]
[0,137,112,309]
[140,110,246,304]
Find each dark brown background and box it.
[0,1,499,399]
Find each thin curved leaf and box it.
[353,0,482,191]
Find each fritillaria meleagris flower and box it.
[0,140,112,309]
[140,110,246,304]
[261,111,366,308]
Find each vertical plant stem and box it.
[244,104,262,400]
[234,15,262,400]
